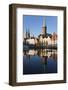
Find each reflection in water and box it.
[23,49,57,75]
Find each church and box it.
[23,17,57,47]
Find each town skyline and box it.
[23,15,57,37]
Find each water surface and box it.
[23,49,57,75]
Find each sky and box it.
[23,15,57,37]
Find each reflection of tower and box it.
[42,17,47,35]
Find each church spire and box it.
[26,29,28,38]
[28,28,30,38]
[42,16,47,35]
[43,16,46,27]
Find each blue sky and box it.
[23,15,57,37]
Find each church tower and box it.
[26,29,30,38]
[28,29,30,38]
[42,17,47,35]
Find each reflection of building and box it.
[23,17,57,46]
[24,49,57,61]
